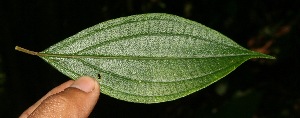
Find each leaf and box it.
[15,13,274,103]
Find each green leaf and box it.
[15,13,274,103]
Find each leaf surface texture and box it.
[39,13,274,103]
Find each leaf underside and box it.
[37,13,274,103]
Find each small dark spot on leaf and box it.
[97,73,101,79]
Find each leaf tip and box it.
[268,55,276,59]
[247,50,276,60]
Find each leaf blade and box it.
[38,13,274,103]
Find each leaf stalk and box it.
[15,46,39,56]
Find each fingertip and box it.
[70,76,97,93]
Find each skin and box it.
[19,76,100,118]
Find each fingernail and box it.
[70,76,96,93]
